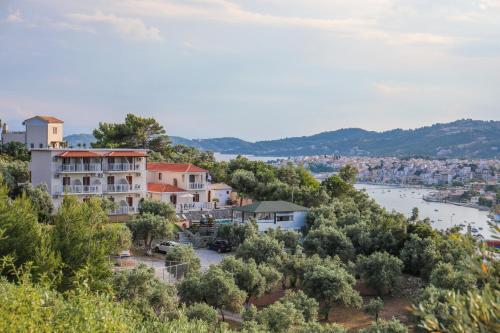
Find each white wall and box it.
[254,211,307,232]
[147,169,209,202]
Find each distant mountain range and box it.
[65,120,500,158]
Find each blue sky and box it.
[0,0,499,140]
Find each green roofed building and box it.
[232,200,308,232]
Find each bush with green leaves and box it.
[127,213,174,251]
[219,256,281,306]
[164,245,201,275]
[185,303,218,323]
[113,264,178,320]
[359,319,408,333]
[364,298,384,322]
[138,199,177,220]
[281,289,319,321]
[356,252,403,295]
[255,301,305,333]
[236,235,286,265]
[429,262,477,292]
[303,226,355,262]
[178,266,246,321]
[216,220,257,247]
[303,264,362,320]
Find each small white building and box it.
[232,201,309,232]
[1,115,65,149]
[29,148,148,216]
[208,183,232,207]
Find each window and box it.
[39,143,43,148]
[159,173,162,180]
[193,193,200,202]
[277,214,293,222]
[62,177,71,186]
[126,197,133,207]
[170,194,177,205]
[83,177,90,186]
[173,178,178,187]
[189,175,196,183]
[52,127,57,134]
[107,176,114,185]
[30,143,34,148]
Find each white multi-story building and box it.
[1,115,65,149]
[146,163,212,212]
[30,149,148,215]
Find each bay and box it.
[355,184,493,239]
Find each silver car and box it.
[153,241,181,254]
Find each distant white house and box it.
[1,115,65,149]
[232,200,308,232]
[208,183,232,206]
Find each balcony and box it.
[104,163,143,172]
[110,206,136,215]
[104,184,142,193]
[188,182,206,190]
[60,185,102,194]
[58,164,102,173]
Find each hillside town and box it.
[273,155,500,210]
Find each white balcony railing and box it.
[105,163,143,172]
[61,185,102,194]
[188,182,206,190]
[58,164,102,172]
[104,184,141,193]
[176,202,212,212]
[110,206,136,215]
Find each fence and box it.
[111,257,189,284]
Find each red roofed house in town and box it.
[147,163,212,212]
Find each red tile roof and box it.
[106,151,147,157]
[147,163,208,173]
[24,115,64,123]
[57,151,103,158]
[147,183,187,193]
[56,150,147,158]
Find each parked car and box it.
[207,239,232,253]
[153,241,181,254]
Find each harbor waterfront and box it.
[354,183,493,239]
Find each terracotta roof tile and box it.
[147,163,207,173]
[25,115,64,123]
[57,151,103,158]
[147,183,187,193]
[106,151,147,157]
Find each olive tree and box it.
[363,298,384,322]
[303,265,362,320]
[356,252,403,295]
[127,213,174,252]
[164,245,201,275]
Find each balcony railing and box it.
[104,163,143,172]
[104,184,141,193]
[61,185,102,194]
[188,182,206,190]
[58,164,102,172]
[176,202,212,212]
[110,206,136,215]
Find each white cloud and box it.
[66,11,162,42]
[5,9,23,23]
[116,0,456,46]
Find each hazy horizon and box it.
[1,1,499,140]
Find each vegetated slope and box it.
[172,120,500,158]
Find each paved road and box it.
[127,248,230,274]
